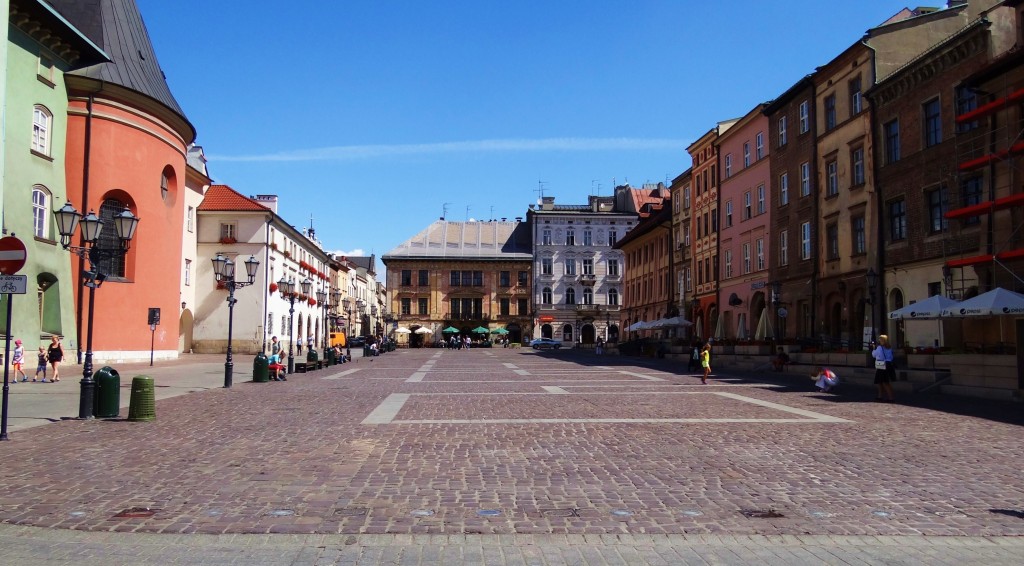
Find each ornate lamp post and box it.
[866,268,879,343]
[316,286,328,351]
[54,201,139,420]
[278,276,312,374]
[357,299,366,338]
[212,254,259,388]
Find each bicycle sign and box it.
[0,275,27,295]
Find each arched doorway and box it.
[179,308,194,353]
[296,313,303,352]
[507,323,522,344]
[562,324,573,342]
[541,324,553,339]
[608,324,619,343]
[410,326,424,348]
[581,323,596,345]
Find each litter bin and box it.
[324,347,334,366]
[127,375,156,421]
[94,366,120,418]
[253,352,269,383]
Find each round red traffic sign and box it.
[0,236,27,275]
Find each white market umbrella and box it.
[712,315,724,339]
[753,308,773,341]
[889,295,961,320]
[940,287,1024,317]
[627,321,649,332]
[414,327,433,334]
[394,327,412,334]
[658,316,693,327]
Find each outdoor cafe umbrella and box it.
[414,327,433,334]
[394,327,412,334]
[627,321,649,332]
[888,295,961,348]
[651,316,693,328]
[754,308,773,341]
[940,287,1024,345]
[472,326,490,334]
[490,328,509,335]
[442,326,460,333]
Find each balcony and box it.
[578,274,597,286]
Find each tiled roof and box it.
[383,221,532,261]
[197,185,270,212]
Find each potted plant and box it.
[269,282,278,294]
[218,236,237,244]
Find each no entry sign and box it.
[0,237,27,275]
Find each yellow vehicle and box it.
[330,332,347,348]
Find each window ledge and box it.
[824,192,839,201]
[34,236,57,246]
[37,74,55,88]
[849,182,866,191]
[30,149,53,162]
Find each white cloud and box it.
[330,249,366,257]
[209,137,687,163]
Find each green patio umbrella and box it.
[472,326,490,334]
[442,326,460,333]
[490,328,509,335]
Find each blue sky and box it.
[137,0,915,265]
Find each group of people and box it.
[7,335,64,384]
[441,335,475,350]
[265,335,352,381]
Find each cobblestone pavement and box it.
[1,348,1023,564]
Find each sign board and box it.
[148,307,161,325]
[0,275,28,295]
[0,237,27,275]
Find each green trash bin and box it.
[94,366,120,418]
[324,347,334,366]
[127,376,156,422]
[253,352,269,383]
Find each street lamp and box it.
[278,276,312,374]
[357,299,366,338]
[866,268,879,342]
[316,287,328,351]
[342,297,353,358]
[212,254,259,388]
[53,201,139,419]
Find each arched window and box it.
[563,324,573,341]
[32,105,52,155]
[582,287,593,305]
[542,287,552,304]
[32,186,50,238]
[97,199,129,278]
[565,287,576,305]
[608,288,619,306]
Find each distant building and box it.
[615,199,673,342]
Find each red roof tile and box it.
[198,185,271,212]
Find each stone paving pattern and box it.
[1,348,1023,563]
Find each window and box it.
[928,186,948,233]
[401,270,412,286]
[220,223,236,241]
[779,230,789,266]
[884,119,900,163]
[800,222,811,260]
[184,259,191,286]
[450,271,461,286]
[851,147,865,186]
[419,270,429,286]
[608,288,619,305]
[826,224,839,260]
[757,184,765,214]
[565,287,576,304]
[401,298,411,315]
[160,172,169,201]
[37,55,55,84]
[98,199,129,277]
[742,243,751,274]
[564,259,576,276]
[607,258,619,276]
[563,324,573,342]
[542,229,552,245]
[608,229,618,246]
[956,86,979,132]
[565,229,575,246]
[499,271,510,287]
[725,154,733,177]
[826,159,838,197]
[800,162,811,196]
[725,250,733,278]
[778,116,788,146]
[418,298,428,315]
[472,271,483,286]
[756,132,764,160]
[541,257,553,275]
[187,206,194,232]
[582,288,593,305]
[32,105,52,155]
[756,238,765,270]
[961,176,983,225]
[779,173,789,206]
[583,230,592,246]
[281,313,288,335]
[683,186,691,209]
[743,143,750,167]
[542,287,552,304]
[824,93,836,131]
[500,298,510,316]
[852,216,866,255]
[518,298,528,315]
[517,271,528,286]
[799,100,809,133]
[743,192,752,220]
[32,186,49,238]
[725,201,733,227]
[889,199,908,241]
[850,76,862,115]
[923,98,942,147]
[582,258,594,275]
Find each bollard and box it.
[127,376,156,421]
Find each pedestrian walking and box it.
[46,335,64,382]
[270,336,281,358]
[33,347,48,382]
[872,335,896,402]
[700,342,711,384]
[688,342,700,372]
[11,339,28,383]
[595,337,604,355]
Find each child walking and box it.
[11,339,28,382]
[700,342,711,384]
[33,347,48,382]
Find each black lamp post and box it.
[357,299,366,338]
[866,268,879,342]
[212,254,259,388]
[342,297,353,358]
[278,276,312,374]
[53,201,139,420]
[316,287,328,351]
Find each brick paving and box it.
[1,348,1023,563]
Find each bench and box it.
[295,360,317,373]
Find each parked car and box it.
[530,338,562,350]
[350,336,366,348]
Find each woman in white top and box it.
[872,334,896,402]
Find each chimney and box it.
[541,196,555,211]
[253,194,278,213]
